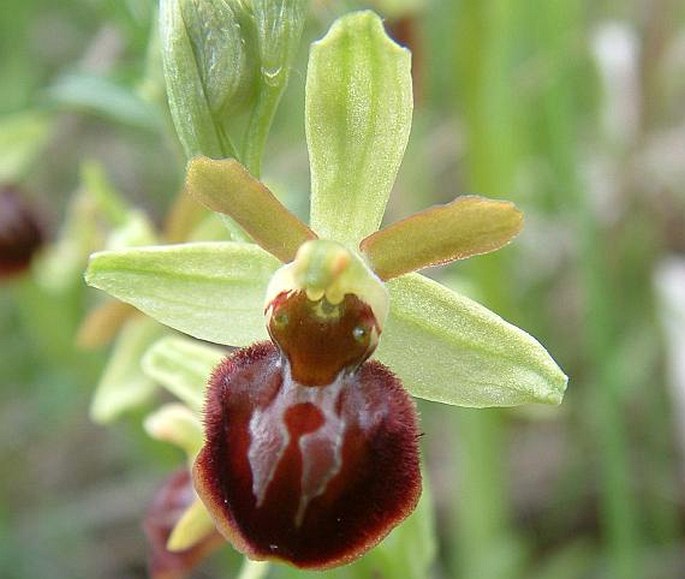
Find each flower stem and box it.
[448,0,521,576]
[533,1,642,575]
[242,82,284,178]
[456,408,517,578]
[236,558,270,579]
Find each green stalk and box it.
[534,2,641,576]
[450,1,521,577]
[236,559,270,579]
[242,83,285,178]
[456,409,515,579]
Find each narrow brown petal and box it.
[193,342,421,570]
[185,157,317,262]
[163,190,211,243]
[76,300,138,349]
[360,195,523,280]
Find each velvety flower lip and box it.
[193,342,421,569]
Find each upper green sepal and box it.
[306,11,413,247]
[375,273,568,407]
[85,242,279,346]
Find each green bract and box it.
[86,10,567,408]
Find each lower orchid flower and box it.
[85,10,567,572]
[144,467,224,579]
[0,184,44,278]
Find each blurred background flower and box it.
[1,1,684,578]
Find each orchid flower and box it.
[85,11,567,571]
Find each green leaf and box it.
[186,156,316,262]
[376,274,568,407]
[0,112,52,182]
[85,242,279,346]
[360,196,524,280]
[144,403,205,458]
[306,11,413,247]
[141,336,225,411]
[45,72,163,131]
[90,318,163,423]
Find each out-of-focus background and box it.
[1,1,684,578]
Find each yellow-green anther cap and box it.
[264,240,389,332]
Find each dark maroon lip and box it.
[193,342,422,569]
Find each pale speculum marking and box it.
[247,362,346,527]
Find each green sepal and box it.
[144,403,205,459]
[375,273,568,407]
[167,499,217,552]
[360,196,524,280]
[306,11,412,247]
[186,156,316,262]
[90,318,163,424]
[85,242,279,346]
[141,336,225,411]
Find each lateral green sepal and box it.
[85,242,279,346]
[375,273,568,407]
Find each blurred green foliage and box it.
[1,0,684,578]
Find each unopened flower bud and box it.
[253,0,307,88]
[144,469,223,579]
[160,0,258,158]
